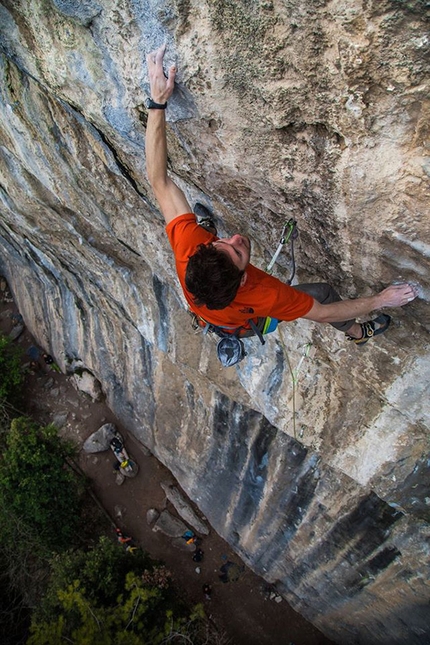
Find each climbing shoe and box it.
[194,202,217,235]
[347,314,392,346]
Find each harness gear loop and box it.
[248,318,266,345]
[191,313,271,344]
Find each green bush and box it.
[29,536,204,645]
[0,551,31,645]
[36,536,154,620]
[0,417,83,553]
[0,333,23,399]
[0,333,23,427]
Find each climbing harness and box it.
[266,218,298,282]
[191,314,272,367]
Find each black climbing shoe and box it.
[347,314,392,346]
[194,203,217,235]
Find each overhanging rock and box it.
[0,1,428,643]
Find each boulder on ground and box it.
[83,423,117,452]
[72,369,103,402]
[160,481,209,535]
[172,537,196,552]
[152,510,190,538]
[9,323,24,341]
[146,508,160,526]
[52,412,68,428]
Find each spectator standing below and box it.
[145,45,417,363]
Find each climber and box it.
[145,45,417,353]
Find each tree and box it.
[0,333,23,401]
[0,333,24,433]
[0,552,31,645]
[0,417,83,553]
[29,537,204,645]
[0,417,84,642]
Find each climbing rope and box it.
[277,336,312,441]
[266,220,313,439]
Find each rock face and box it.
[0,1,429,643]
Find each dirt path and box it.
[1,286,333,645]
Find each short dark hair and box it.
[185,243,244,310]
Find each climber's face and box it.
[213,234,251,271]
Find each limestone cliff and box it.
[0,1,429,643]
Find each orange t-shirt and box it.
[166,213,313,328]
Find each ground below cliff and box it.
[0,286,332,645]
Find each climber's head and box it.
[185,235,251,310]
[211,234,251,271]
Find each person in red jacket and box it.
[145,45,417,350]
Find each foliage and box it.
[0,550,31,645]
[35,536,154,620]
[0,333,24,430]
[0,417,83,553]
[0,415,81,644]
[29,536,204,645]
[0,333,23,401]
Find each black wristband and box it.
[146,98,167,110]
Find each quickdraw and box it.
[266,218,298,283]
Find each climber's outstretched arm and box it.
[146,45,191,224]
[303,283,417,323]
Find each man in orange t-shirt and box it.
[145,46,417,348]
[166,212,315,331]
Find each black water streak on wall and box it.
[355,545,401,582]
[201,393,262,528]
[228,418,277,544]
[263,343,284,398]
[283,492,404,606]
[152,274,169,352]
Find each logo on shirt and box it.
[239,307,254,314]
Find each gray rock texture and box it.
[0,1,429,643]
